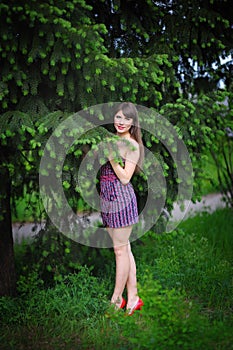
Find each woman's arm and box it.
[109,140,140,185]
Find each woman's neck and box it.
[116,131,131,139]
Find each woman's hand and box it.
[109,139,140,185]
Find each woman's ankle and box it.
[111,295,122,305]
[127,296,139,309]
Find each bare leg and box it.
[107,226,132,307]
[126,243,139,309]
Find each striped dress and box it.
[100,160,138,228]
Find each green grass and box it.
[179,208,233,263]
[1,208,232,349]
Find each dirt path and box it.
[12,192,226,243]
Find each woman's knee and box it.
[113,244,128,258]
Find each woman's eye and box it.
[115,115,131,122]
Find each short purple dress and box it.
[100,160,138,228]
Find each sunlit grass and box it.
[179,208,233,263]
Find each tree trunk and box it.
[0,164,16,297]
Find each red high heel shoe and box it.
[111,297,126,310]
[127,298,144,316]
[120,297,126,309]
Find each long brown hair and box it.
[114,102,144,173]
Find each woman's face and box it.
[114,110,133,135]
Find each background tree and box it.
[0,0,108,296]
[0,0,232,295]
[87,0,233,94]
[0,0,175,295]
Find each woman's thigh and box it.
[107,225,132,248]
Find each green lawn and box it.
[1,208,232,349]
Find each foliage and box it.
[0,0,232,219]
[0,0,233,296]
[87,0,233,94]
[14,225,111,288]
[0,0,176,253]
[160,90,233,205]
[0,0,176,112]
[210,123,233,206]
[0,209,233,349]
[0,2,182,229]
[0,267,108,348]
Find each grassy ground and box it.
[1,208,232,349]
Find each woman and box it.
[100,102,144,315]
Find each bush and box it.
[14,226,114,289]
[1,209,233,349]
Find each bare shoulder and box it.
[129,138,139,149]
[118,137,139,159]
[126,138,139,162]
